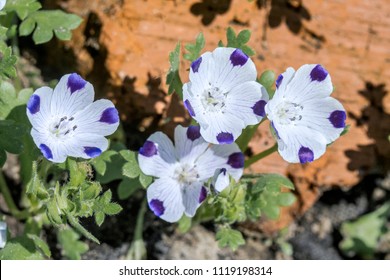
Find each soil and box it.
[1,0,390,259]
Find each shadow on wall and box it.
[257,0,311,34]
[190,0,232,26]
[346,82,390,175]
[112,73,187,150]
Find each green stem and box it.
[244,143,278,168]
[134,199,147,241]
[0,171,30,220]
[126,199,147,260]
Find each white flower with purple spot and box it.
[183,47,269,145]
[265,64,346,163]
[138,125,244,223]
[0,0,6,11]
[26,73,120,163]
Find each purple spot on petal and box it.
[310,64,328,82]
[67,73,87,94]
[99,107,119,124]
[230,49,248,66]
[84,146,102,158]
[227,152,244,169]
[39,144,53,160]
[220,168,227,175]
[184,99,196,117]
[298,146,314,163]
[199,186,207,203]
[276,74,283,88]
[191,57,202,73]
[271,121,280,139]
[217,132,234,144]
[186,125,201,141]
[329,110,346,128]
[149,199,165,217]
[27,94,40,114]
[139,141,158,157]
[252,100,267,117]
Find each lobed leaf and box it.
[166,42,183,98]
[216,227,245,251]
[18,10,82,44]
[57,228,89,260]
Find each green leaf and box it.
[166,42,183,98]
[139,172,153,188]
[0,46,17,79]
[183,32,205,62]
[5,0,42,20]
[67,158,88,187]
[0,235,45,260]
[19,10,83,44]
[26,161,43,195]
[57,228,89,260]
[0,120,27,165]
[178,215,192,233]
[117,177,141,200]
[121,150,141,179]
[277,192,296,206]
[90,150,118,176]
[0,82,32,119]
[339,202,390,259]
[253,173,294,193]
[104,202,122,215]
[94,211,105,227]
[95,145,126,184]
[236,29,251,44]
[93,189,122,226]
[225,27,255,56]
[341,124,351,136]
[258,70,276,92]
[216,227,245,251]
[66,213,100,244]
[262,203,280,220]
[26,234,51,258]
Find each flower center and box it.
[174,163,199,185]
[275,101,303,125]
[200,85,227,113]
[49,116,78,138]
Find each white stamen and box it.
[49,115,77,138]
[274,101,303,125]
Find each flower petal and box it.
[138,132,177,178]
[31,129,67,163]
[26,86,53,131]
[174,125,209,165]
[209,47,257,93]
[274,124,328,163]
[64,133,109,159]
[212,168,230,192]
[51,73,94,117]
[182,182,207,217]
[282,64,333,103]
[147,178,184,223]
[226,81,269,125]
[72,99,119,136]
[300,97,346,143]
[196,142,243,182]
[199,111,244,144]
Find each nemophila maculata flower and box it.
[26,73,120,163]
[183,47,269,145]
[138,125,244,223]
[0,0,6,11]
[265,64,346,163]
